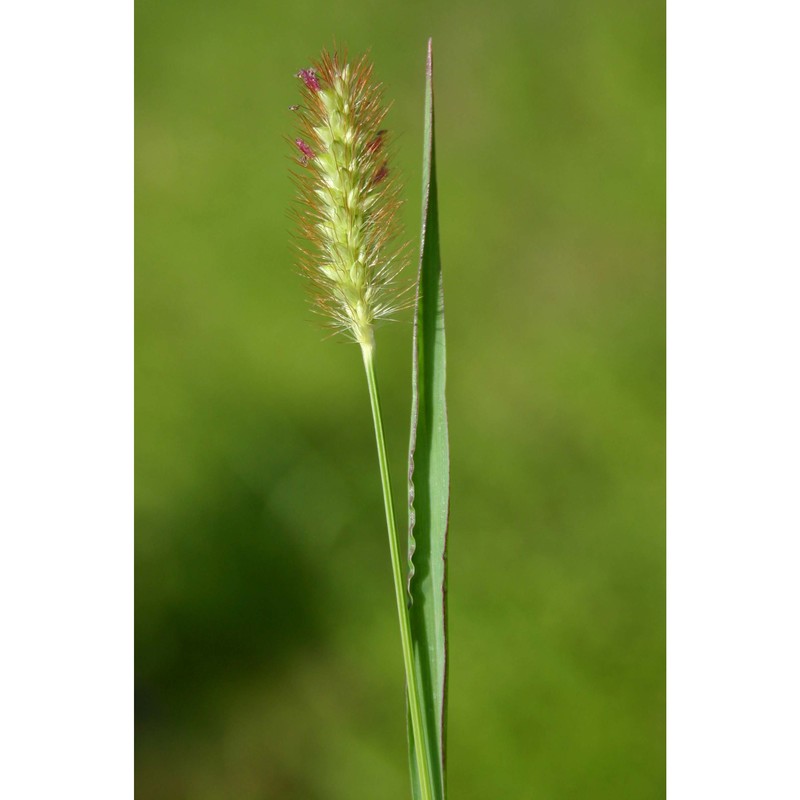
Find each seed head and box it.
[289,49,408,348]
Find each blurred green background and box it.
[136,0,664,796]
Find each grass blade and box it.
[407,37,449,800]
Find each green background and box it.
[136,0,665,797]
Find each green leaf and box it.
[407,38,449,800]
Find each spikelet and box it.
[289,50,407,349]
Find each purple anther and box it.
[295,138,315,159]
[373,162,389,184]
[296,68,320,92]
[366,130,386,155]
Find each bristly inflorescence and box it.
[289,49,408,348]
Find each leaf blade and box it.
[407,37,449,800]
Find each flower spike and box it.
[289,49,408,348]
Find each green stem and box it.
[361,340,435,800]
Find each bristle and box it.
[289,48,408,347]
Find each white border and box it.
[0,2,133,797]
[668,0,800,796]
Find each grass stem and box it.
[361,341,435,800]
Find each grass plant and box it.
[289,41,449,800]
